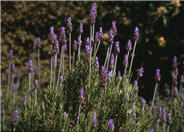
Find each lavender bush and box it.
[1,2,184,132]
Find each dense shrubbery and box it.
[1,2,184,132]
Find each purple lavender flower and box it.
[13,84,17,91]
[112,21,117,36]
[53,41,59,55]
[12,110,19,126]
[118,71,122,79]
[155,69,161,82]
[86,37,90,45]
[126,40,132,52]
[110,53,115,69]
[73,40,78,51]
[162,108,167,123]
[100,66,109,88]
[63,112,68,118]
[63,44,67,52]
[95,32,99,43]
[180,93,184,101]
[149,128,153,132]
[98,27,103,40]
[134,27,139,41]
[114,41,120,55]
[123,54,128,66]
[36,37,41,48]
[79,23,83,34]
[108,71,112,80]
[157,106,162,118]
[173,86,178,97]
[138,67,144,78]
[132,113,137,121]
[180,75,184,83]
[173,56,177,68]
[89,2,97,25]
[108,28,114,45]
[167,113,172,125]
[34,79,38,88]
[24,95,27,103]
[85,44,90,62]
[67,17,72,33]
[78,88,84,104]
[9,50,13,61]
[108,119,115,132]
[140,97,146,108]
[94,57,99,70]
[28,60,33,73]
[59,27,67,44]
[126,93,130,100]
[12,64,15,74]
[91,112,97,128]
[49,26,57,44]
[134,80,138,88]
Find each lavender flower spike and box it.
[110,53,115,69]
[94,56,99,70]
[180,75,184,83]
[167,113,172,125]
[63,112,68,118]
[140,97,146,108]
[12,110,19,126]
[36,37,41,48]
[79,22,83,34]
[34,79,39,88]
[126,39,132,52]
[78,88,84,104]
[59,27,67,44]
[108,119,115,132]
[138,67,144,78]
[28,60,33,73]
[173,86,178,97]
[53,41,59,55]
[155,69,161,82]
[180,93,184,101]
[149,128,153,132]
[98,27,103,40]
[114,41,120,55]
[91,112,97,128]
[173,56,177,68]
[67,17,72,33]
[89,2,97,25]
[112,21,117,36]
[100,66,109,88]
[157,106,162,118]
[9,50,13,61]
[123,54,128,66]
[49,26,57,44]
[134,27,139,41]
[73,40,78,51]
[162,108,167,123]
[12,64,15,74]
[108,28,114,45]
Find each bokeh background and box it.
[2,1,184,101]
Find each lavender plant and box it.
[2,2,184,132]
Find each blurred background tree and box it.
[2,1,184,101]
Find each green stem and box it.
[150,83,158,112]
[128,40,137,77]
